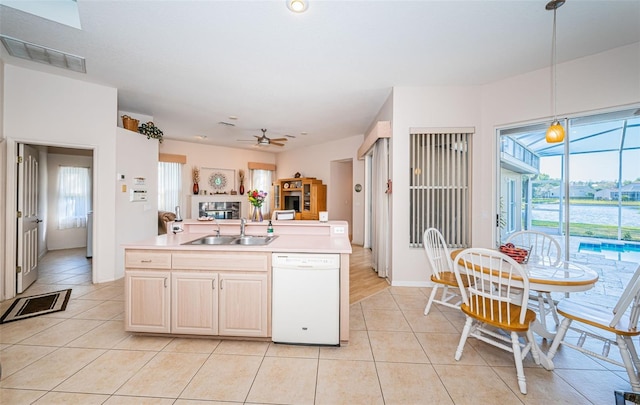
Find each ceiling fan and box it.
[238,128,288,147]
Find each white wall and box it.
[390,86,482,286]
[388,42,640,286]
[159,139,276,219]
[115,128,158,278]
[329,160,353,228]
[46,153,93,251]
[3,65,118,297]
[276,135,365,244]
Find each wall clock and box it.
[209,172,227,190]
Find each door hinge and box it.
[16,266,22,274]
[17,156,23,164]
[17,211,22,218]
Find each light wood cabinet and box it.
[171,272,218,335]
[219,273,268,337]
[125,250,269,337]
[274,177,326,220]
[125,270,171,333]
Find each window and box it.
[57,166,91,229]
[409,129,473,248]
[158,161,182,212]
[250,168,273,214]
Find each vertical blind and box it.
[409,129,472,248]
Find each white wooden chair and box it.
[452,248,551,395]
[506,230,562,332]
[423,228,467,315]
[547,265,640,392]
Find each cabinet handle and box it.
[141,260,152,263]
[220,279,223,290]
[164,278,167,288]
[212,279,216,290]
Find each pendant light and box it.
[545,0,565,143]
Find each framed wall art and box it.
[201,167,236,194]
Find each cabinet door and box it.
[219,273,268,337]
[302,181,312,216]
[171,272,218,335]
[273,183,281,210]
[125,270,170,333]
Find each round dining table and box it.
[450,249,599,293]
[449,248,600,339]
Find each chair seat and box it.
[557,300,640,337]
[432,271,468,287]
[461,297,537,332]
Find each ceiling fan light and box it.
[545,121,565,143]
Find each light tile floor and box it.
[0,248,636,404]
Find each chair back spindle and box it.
[506,230,561,265]
[455,248,530,327]
[423,228,453,280]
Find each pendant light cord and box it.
[551,7,558,122]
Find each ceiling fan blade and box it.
[270,138,288,142]
[271,141,285,146]
[236,139,254,142]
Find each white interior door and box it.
[17,144,40,293]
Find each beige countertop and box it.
[124,219,353,254]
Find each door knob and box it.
[36,219,43,223]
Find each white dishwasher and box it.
[272,253,340,346]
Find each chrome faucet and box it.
[240,217,246,237]
[213,217,221,236]
[240,218,247,238]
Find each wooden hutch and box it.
[273,177,326,220]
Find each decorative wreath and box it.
[209,172,227,190]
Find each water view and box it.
[532,204,640,227]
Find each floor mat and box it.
[0,289,72,324]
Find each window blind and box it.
[410,129,472,248]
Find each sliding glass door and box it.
[498,108,640,263]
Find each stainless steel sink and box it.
[183,235,277,246]
[230,235,278,245]
[184,235,237,245]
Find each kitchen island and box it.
[123,219,352,344]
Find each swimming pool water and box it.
[578,242,640,262]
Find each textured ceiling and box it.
[1,1,639,151]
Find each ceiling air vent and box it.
[0,35,86,73]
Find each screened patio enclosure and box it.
[498,107,640,267]
[498,108,640,305]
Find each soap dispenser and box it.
[175,206,183,222]
[267,220,274,236]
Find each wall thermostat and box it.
[130,189,148,202]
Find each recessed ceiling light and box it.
[300,132,308,136]
[287,0,308,13]
[228,116,238,120]
[195,135,207,140]
[218,121,235,126]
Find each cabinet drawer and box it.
[172,252,268,272]
[125,251,172,269]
